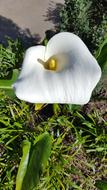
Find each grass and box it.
[0,85,107,189]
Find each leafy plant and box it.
[59,0,107,52]
[0,38,24,79]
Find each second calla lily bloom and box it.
[13,32,101,104]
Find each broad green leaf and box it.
[0,69,19,97]
[22,132,52,190]
[16,140,31,190]
[95,180,107,190]
[96,37,107,70]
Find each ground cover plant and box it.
[0,1,107,189]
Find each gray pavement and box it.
[0,0,64,46]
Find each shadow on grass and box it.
[0,15,41,48]
[44,1,63,29]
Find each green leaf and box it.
[96,37,107,70]
[21,132,52,190]
[16,140,31,190]
[0,69,19,97]
[95,180,107,190]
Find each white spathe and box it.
[13,32,101,104]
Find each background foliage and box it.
[0,90,107,189]
[59,0,107,52]
[0,38,24,79]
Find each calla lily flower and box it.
[13,32,101,104]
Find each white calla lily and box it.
[13,32,101,104]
